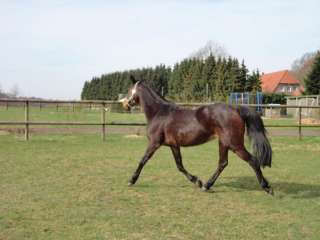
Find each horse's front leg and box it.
[128,142,160,186]
[170,146,203,188]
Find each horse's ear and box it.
[130,75,137,84]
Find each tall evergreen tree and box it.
[180,59,194,101]
[305,51,320,94]
[190,59,204,101]
[225,56,238,93]
[245,70,261,93]
[169,63,182,99]
[214,57,227,100]
[239,60,248,92]
[81,81,90,100]
[231,58,241,92]
[201,54,216,100]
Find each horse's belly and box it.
[180,132,216,146]
[165,128,216,146]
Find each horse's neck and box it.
[140,89,163,122]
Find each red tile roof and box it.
[260,70,302,94]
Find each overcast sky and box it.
[1,0,319,99]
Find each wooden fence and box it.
[0,99,320,141]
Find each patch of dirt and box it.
[267,129,320,137]
[0,130,10,135]
[0,126,146,135]
[124,134,144,139]
[301,118,320,125]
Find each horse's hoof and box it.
[128,182,134,187]
[201,186,209,192]
[268,188,274,196]
[195,179,203,188]
[265,187,274,196]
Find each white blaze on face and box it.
[128,81,139,101]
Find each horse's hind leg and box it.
[234,147,273,195]
[202,141,229,191]
[170,146,203,188]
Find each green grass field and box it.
[1,132,320,240]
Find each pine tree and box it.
[81,81,89,100]
[215,57,227,100]
[169,63,182,100]
[239,60,248,92]
[201,54,216,100]
[225,56,238,93]
[246,70,261,93]
[190,59,204,101]
[178,59,192,101]
[231,58,241,92]
[305,51,320,94]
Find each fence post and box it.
[101,103,106,141]
[298,106,302,140]
[25,100,29,140]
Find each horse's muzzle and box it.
[119,98,131,111]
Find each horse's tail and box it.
[239,106,272,168]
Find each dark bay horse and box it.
[120,77,273,194]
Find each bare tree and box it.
[9,84,20,98]
[189,40,229,60]
[291,51,317,85]
[0,83,9,98]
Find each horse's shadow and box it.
[218,176,320,199]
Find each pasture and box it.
[1,132,320,239]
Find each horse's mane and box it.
[140,82,174,106]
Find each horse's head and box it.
[119,76,141,111]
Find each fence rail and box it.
[0,99,319,140]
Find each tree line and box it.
[81,55,261,102]
[81,65,171,101]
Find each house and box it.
[260,70,304,96]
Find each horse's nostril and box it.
[128,99,135,107]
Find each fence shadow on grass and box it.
[219,176,320,199]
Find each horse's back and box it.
[199,103,242,124]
